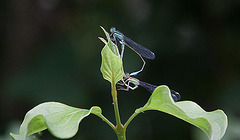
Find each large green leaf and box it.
[99,27,124,84]
[100,45,124,85]
[10,102,102,140]
[136,86,228,140]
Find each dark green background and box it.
[1,0,240,139]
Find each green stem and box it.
[95,113,116,131]
[111,83,126,140]
[112,84,122,128]
[124,112,139,131]
[117,132,126,140]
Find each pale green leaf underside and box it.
[10,102,102,140]
[136,86,228,140]
[100,45,124,84]
[99,27,124,84]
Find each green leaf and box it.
[100,45,124,84]
[100,26,120,56]
[136,86,228,140]
[99,27,124,84]
[10,102,102,140]
[90,106,102,115]
[27,115,47,136]
[98,37,107,45]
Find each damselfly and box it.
[117,73,181,102]
[110,27,155,76]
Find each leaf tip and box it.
[98,37,107,44]
[10,133,18,140]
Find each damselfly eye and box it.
[110,27,116,33]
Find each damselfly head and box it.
[170,90,181,101]
[125,73,130,77]
[110,27,116,33]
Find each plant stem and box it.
[111,83,126,140]
[124,112,139,131]
[96,113,116,131]
[117,132,126,140]
[111,83,122,128]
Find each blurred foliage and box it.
[1,0,239,139]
